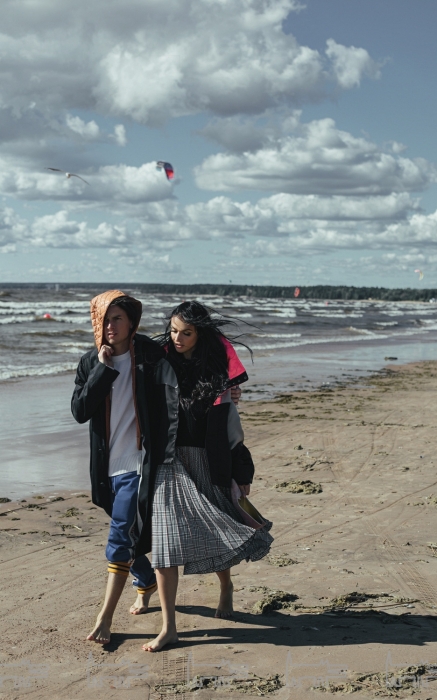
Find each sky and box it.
[0,0,436,288]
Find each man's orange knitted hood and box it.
[90,290,143,350]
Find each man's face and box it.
[103,305,132,349]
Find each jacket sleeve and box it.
[71,356,119,424]
[227,401,254,484]
[231,442,255,485]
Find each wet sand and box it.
[0,374,89,499]
[1,361,437,698]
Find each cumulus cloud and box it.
[0,207,27,250]
[256,192,419,222]
[200,118,270,154]
[195,116,436,195]
[2,190,437,267]
[325,39,381,89]
[108,247,182,272]
[66,114,100,139]
[178,195,437,250]
[0,0,379,127]
[113,124,127,146]
[30,211,130,248]
[229,210,437,255]
[0,160,175,212]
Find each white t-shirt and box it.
[108,350,142,478]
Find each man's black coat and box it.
[71,333,178,556]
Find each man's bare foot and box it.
[215,580,234,619]
[142,628,178,652]
[86,616,111,644]
[130,583,158,615]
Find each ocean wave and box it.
[347,327,378,336]
[247,325,437,353]
[0,362,77,381]
[56,342,94,353]
[28,328,93,336]
[0,314,91,325]
[254,333,302,338]
[258,310,297,318]
[0,315,40,324]
[0,300,89,310]
[384,307,437,318]
[311,312,364,318]
[53,315,91,324]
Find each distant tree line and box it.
[112,283,437,302]
[1,283,436,302]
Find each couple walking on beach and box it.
[71,290,273,651]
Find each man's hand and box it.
[98,344,114,367]
[231,385,242,405]
[239,484,250,497]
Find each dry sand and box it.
[1,361,437,699]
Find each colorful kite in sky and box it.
[156,161,174,180]
[414,269,424,281]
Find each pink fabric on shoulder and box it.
[213,337,247,405]
[221,336,246,381]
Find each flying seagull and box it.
[45,168,90,185]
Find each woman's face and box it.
[170,316,198,359]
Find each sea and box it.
[1,284,437,499]
[1,284,437,392]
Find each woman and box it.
[142,301,273,652]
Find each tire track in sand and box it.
[321,430,437,608]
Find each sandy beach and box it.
[1,360,437,698]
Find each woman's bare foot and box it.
[130,583,158,615]
[215,580,234,618]
[86,616,111,644]
[142,627,178,652]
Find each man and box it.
[72,290,242,644]
[72,290,168,643]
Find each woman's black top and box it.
[176,404,208,447]
[174,357,211,447]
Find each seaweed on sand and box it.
[324,592,416,611]
[155,673,284,695]
[274,479,322,494]
[267,553,299,567]
[61,507,81,517]
[249,587,299,614]
[313,663,437,696]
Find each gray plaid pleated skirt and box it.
[150,446,273,573]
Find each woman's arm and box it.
[230,385,242,405]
